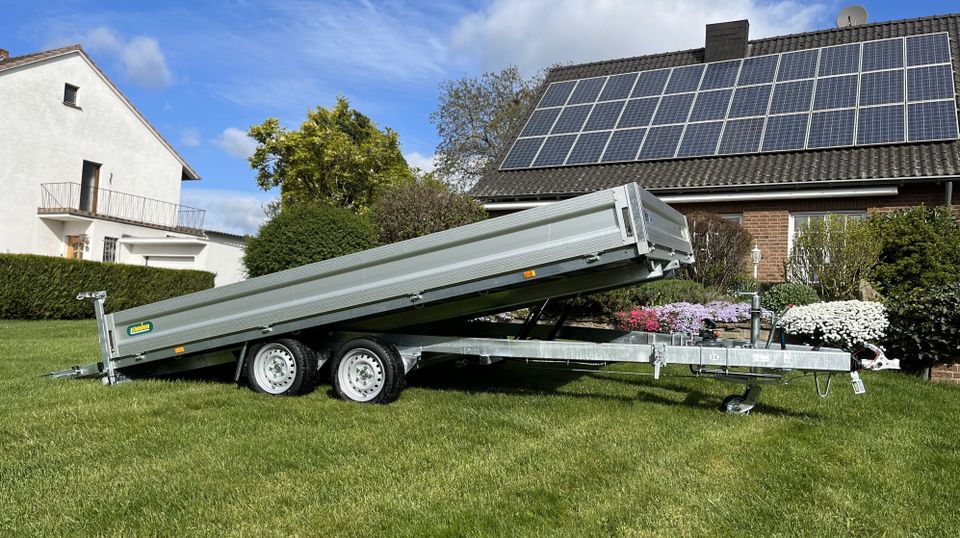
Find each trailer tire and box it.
[246,338,319,396]
[331,338,405,404]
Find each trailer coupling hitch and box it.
[816,344,901,398]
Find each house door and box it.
[79,161,100,213]
[66,235,84,259]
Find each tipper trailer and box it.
[49,183,898,414]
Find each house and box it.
[471,13,960,282]
[0,44,246,286]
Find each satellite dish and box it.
[837,5,868,28]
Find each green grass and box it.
[2,320,959,537]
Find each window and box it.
[63,83,79,106]
[788,211,866,251]
[719,213,743,224]
[102,237,118,263]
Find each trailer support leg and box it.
[721,385,762,415]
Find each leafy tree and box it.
[371,175,486,244]
[785,216,880,301]
[867,206,960,296]
[248,97,413,212]
[243,204,378,278]
[430,66,543,191]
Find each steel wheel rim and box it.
[252,343,297,394]
[337,348,385,402]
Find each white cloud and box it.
[450,0,827,74]
[180,187,273,236]
[405,151,435,173]
[80,26,174,89]
[216,127,257,160]
[181,128,201,147]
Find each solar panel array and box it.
[501,33,959,170]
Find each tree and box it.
[430,66,543,191]
[243,204,378,278]
[371,175,486,244]
[248,97,413,212]
[785,216,880,301]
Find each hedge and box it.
[0,254,215,319]
[884,282,960,372]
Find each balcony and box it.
[39,182,205,234]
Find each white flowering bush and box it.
[779,300,887,349]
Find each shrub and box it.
[681,212,753,289]
[785,216,879,301]
[761,283,820,314]
[0,254,214,319]
[727,275,761,294]
[571,279,730,319]
[244,204,379,278]
[779,300,887,350]
[371,176,486,244]
[867,206,960,297]
[614,301,768,333]
[884,282,960,371]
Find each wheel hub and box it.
[252,344,298,395]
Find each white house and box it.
[0,44,246,286]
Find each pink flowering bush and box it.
[615,301,771,334]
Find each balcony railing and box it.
[39,182,205,233]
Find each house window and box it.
[788,211,867,251]
[103,237,118,263]
[719,213,743,224]
[63,83,79,106]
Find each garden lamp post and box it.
[751,244,762,279]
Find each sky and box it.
[1,0,953,234]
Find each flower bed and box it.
[614,301,769,334]
[778,300,887,349]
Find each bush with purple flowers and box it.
[614,301,770,333]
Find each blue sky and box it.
[1,0,953,233]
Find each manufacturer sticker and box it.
[127,321,154,337]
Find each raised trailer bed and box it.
[48,183,898,413]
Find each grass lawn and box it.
[1,319,959,537]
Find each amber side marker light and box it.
[174,346,185,354]
[523,270,536,279]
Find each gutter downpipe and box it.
[947,181,954,208]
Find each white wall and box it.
[197,233,247,286]
[0,51,187,256]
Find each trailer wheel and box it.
[246,339,318,396]
[720,395,747,415]
[331,338,405,404]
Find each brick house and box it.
[471,14,960,283]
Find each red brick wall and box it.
[670,182,957,282]
[932,363,960,384]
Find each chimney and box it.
[0,49,8,62]
[704,20,750,63]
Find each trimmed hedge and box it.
[885,282,960,372]
[0,254,215,319]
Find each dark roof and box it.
[0,44,201,181]
[473,13,960,201]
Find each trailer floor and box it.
[2,320,958,537]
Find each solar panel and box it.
[602,128,646,162]
[718,118,764,154]
[638,125,684,159]
[728,85,771,118]
[861,38,903,72]
[652,93,695,125]
[537,81,576,108]
[769,80,814,114]
[738,55,779,85]
[859,70,904,106]
[599,73,638,101]
[906,33,951,66]
[551,105,592,134]
[762,114,809,151]
[567,131,612,164]
[617,98,659,128]
[520,108,562,137]
[677,122,723,157]
[584,100,626,131]
[818,44,861,77]
[857,105,904,145]
[907,65,954,102]
[502,137,545,169]
[700,60,741,90]
[908,101,960,141]
[689,89,733,121]
[808,109,855,148]
[777,49,819,81]
[533,135,577,166]
[813,75,858,110]
[664,65,705,94]
[503,33,957,170]
[632,69,670,97]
